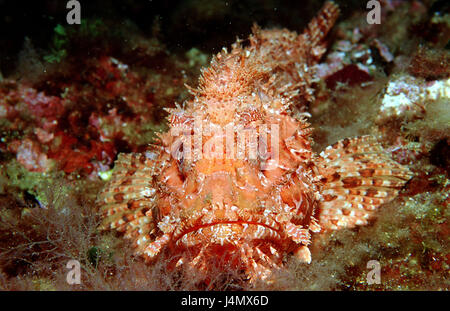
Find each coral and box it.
[13,139,52,173]
[0,44,193,177]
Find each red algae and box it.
[325,64,372,90]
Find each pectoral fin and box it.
[316,136,413,230]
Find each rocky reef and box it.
[0,0,448,290]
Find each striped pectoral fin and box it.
[316,136,413,231]
[97,152,158,237]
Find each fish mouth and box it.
[174,219,283,247]
[169,219,287,277]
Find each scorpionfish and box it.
[97,2,413,282]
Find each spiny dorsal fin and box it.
[302,1,340,50]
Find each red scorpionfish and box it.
[97,2,413,283]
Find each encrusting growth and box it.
[97,2,413,282]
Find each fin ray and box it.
[317,136,413,230]
[97,153,158,235]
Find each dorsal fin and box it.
[302,1,340,52]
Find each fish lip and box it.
[173,220,282,246]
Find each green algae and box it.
[2,160,61,208]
